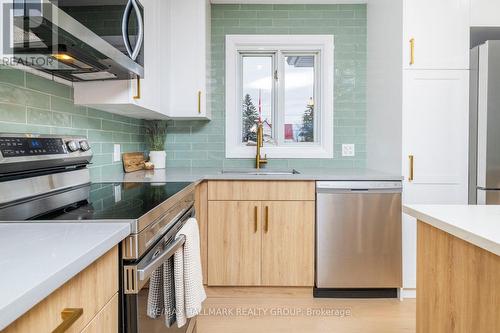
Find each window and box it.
[226,35,334,159]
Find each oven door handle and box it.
[123,234,186,294]
[137,235,185,281]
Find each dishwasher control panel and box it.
[316,181,402,190]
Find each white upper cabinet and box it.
[74,0,164,118]
[403,0,470,70]
[165,0,211,119]
[74,0,211,120]
[471,0,500,27]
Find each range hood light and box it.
[52,53,94,70]
[53,53,74,61]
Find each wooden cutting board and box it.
[122,152,145,173]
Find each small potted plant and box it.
[145,120,167,169]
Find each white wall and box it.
[366,0,403,175]
[470,0,500,27]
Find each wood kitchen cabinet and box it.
[2,246,119,333]
[80,294,118,333]
[206,181,315,287]
[416,221,500,332]
[195,181,209,285]
[208,201,262,286]
[261,201,315,286]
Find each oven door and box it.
[122,207,196,333]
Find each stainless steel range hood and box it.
[8,0,144,81]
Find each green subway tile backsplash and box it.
[166,4,367,169]
[26,73,72,98]
[0,66,146,181]
[0,4,367,175]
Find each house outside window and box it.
[225,35,334,159]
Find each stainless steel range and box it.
[0,133,196,333]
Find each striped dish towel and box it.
[174,217,207,327]
[146,257,176,327]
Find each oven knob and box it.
[67,140,80,152]
[79,140,90,151]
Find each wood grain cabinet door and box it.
[261,201,315,286]
[81,293,118,333]
[207,201,262,286]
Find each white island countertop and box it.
[0,223,130,330]
[404,204,500,256]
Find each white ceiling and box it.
[211,0,367,4]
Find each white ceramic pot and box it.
[149,150,166,169]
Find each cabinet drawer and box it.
[208,181,315,201]
[81,293,118,333]
[2,246,118,333]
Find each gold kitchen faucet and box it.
[255,122,267,169]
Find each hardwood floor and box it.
[196,288,416,333]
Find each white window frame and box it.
[225,35,334,159]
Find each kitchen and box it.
[0,0,499,333]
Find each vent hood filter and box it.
[71,72,117,80]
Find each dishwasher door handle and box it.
[316,188,402,194]
[316,181,402,192]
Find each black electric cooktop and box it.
[33,182,191,221]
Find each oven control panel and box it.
[0,135,91,158]
[0,137,67,157]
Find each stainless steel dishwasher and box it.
[315,181,402,298]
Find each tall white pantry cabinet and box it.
[401,0,470,292]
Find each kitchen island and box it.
[403,205,500,333]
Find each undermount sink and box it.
[221,169,301,175]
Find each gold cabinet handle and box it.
[264,206,269,233]
[409,38,415,65]
[133,77,141,100]
[408,155,414,182]
[254,206,258,233]
[52,308,83,333]
[197,90,202,114]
